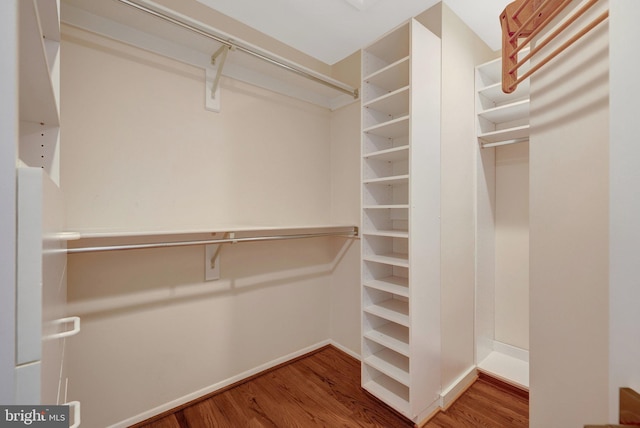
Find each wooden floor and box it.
[135,346,528,428]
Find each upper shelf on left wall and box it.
[60,0,359,111]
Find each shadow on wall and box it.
[66,236,355,320]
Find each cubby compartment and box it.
[363,132,409,155]
[363,312,410,357]
[363,338,410,387]
[362,87,410,129]
[363,153,409,181]
[363,286,409,327]
[362,261,409,297]
[362,365,410,414]
[362,22,410,78]
[362,180,409,207]
[362,207,408,235]
[362,235,408,265]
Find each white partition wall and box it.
[529,0,610,426]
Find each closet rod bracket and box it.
[210,45,230,97]
[205,45,230,112]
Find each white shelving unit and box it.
[475,53,530,391]
[15,1,79,421]
[475,51,531,148]
[360,19,441,423]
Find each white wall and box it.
[329,99,361,356]
[529,0,610,426]
[494,143,529,350]
[609,0,640,419]
[61,25,351,427]
[0,0,18,405]
[61,26,332,232]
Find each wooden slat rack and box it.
[500,0,609,94]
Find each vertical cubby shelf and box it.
[19,0,61,184]
[360,19,441,422]
[475,50,531,148]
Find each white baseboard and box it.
[492,340,529,362]
[108,340,332,428]
[329,340,361,361]
[439,366,478,410]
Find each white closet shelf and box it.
[364,323,410,357]
[478,80,530,105]
[363,86,410,116]
[478,99,530,124]
[363,205,409,210]
[476,49,531,86]
[477,351,529,390]
[364,348,410,387]
[363,57,410,92]
[363,175,409,186]
[363,116,410,139]
[363,276,409,297]
[362,229,408,238]
[61,0,357,111]
[363,298,410,326]
[478,125,530,145]
[363,377,409,413]
[363,145,410,162]
[363,253,409,268]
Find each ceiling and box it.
[194,0,508,64]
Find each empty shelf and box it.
[363,298,409,326]
[363,275,409,297]
[364,323,410,357]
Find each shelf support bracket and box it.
[204,232,228,281]
[205,45,231,112]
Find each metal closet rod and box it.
[67,228,359,254]
[116,0,359,99]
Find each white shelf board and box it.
[363,377,409,414]
[363,57,410,92]
[363,276,409,297]
[363,253,409,268]
[61,1,357,111]
[363,145,409,162]
[363,86,410,117]
[363,175,409,186]
[363,205,409,210]
[363,116,410,139]
[364,323,410,357]
[476,48,530,85]
[364,348,410,387]
[362,229,408,239]
[477,351,529,390]
[478,99,530,124]
[478,80,530,105]
[478,125,530,145]
[363,298,409,326]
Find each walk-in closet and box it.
[2,0,639,427]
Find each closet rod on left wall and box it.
[67,228,359,254]
[116,0,359,99]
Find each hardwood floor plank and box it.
[425,377,528,428]
[137,346,529,428]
